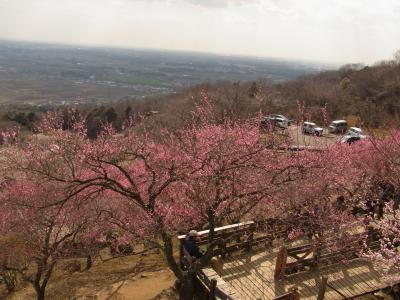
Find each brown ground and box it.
[2,249,177,300]
[287,125,340,147]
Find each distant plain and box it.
[0,40,328,106]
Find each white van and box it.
[328,120,347,134]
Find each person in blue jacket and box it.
[183,230,204,258]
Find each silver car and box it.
[261,115,288,129]
[302,122,323,136]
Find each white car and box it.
[347,127,365,137]
[340,134,368,144]
[261,115,288,129]
[302,122,323,136]
[341,127,369,144]
[273,117,289,128]
[270,114,292,125]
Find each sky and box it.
[0,0,399,64]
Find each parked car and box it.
[302,122,323,136]
[261,115,288,130]
[340,135,367,144]
[341,127,368,144]
[347,127,365,137]
[328,120,347,134]
[269,114,292,126]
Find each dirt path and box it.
[81,270,176,300]
[4,252,177,300]
[6,269,176,300]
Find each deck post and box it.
[272,289,299,300]
[209,278,217,300]
[248,223,256,250]
[274,246,287,279]
[179,242,184,269]
[246,231,254,251]
[290,287,300,300]
[317,276,328,300]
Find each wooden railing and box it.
[272,288,300,300]
[178,221,272,300]
[179,220,381,299]
[196,269,233,300]
[274,228,381,278]
[178,218,308,261]
[178,219,306,299]
[180,246,234,300]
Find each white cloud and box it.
[127,0,258,8]
[0,0,399,63]
[183,0,258,8]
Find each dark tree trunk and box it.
[86,254,92,270]
[158,223,183,279]
[32,258,55,300]
[156,217,216,300]
[177,272,195,300]
[37,289,45,300]
[158,223,195,300]
[34,284,46,300]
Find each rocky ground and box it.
[1,249,178,300]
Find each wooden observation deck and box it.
[178,221,392,300]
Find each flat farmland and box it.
[0,40,324,105]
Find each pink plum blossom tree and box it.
[0,177,101,300]
[3,98,390,299]
[1,99,312,299]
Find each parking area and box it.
[261,114,367,148]
[287,125,341,147]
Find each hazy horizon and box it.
[0,0,399,65]
[0,37,341,68]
